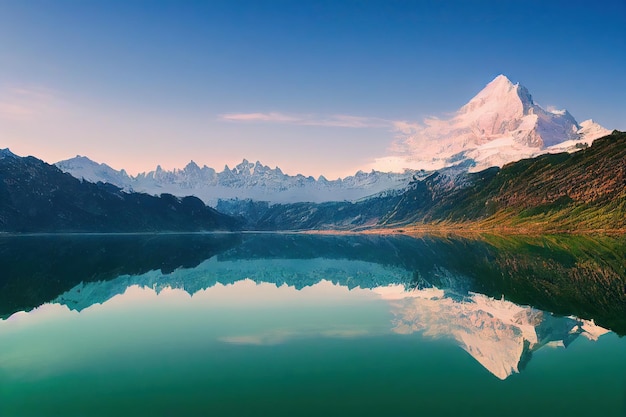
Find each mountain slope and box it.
[383,130,626,232]
[0,150,239,232]
[384,75,610,172]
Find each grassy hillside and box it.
[387,130,626,233]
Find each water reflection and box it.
[0,232,624,383]
[3,272,611,380]
[0,233,241,317]
[388,289,607,379]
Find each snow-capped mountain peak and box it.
[577,119,611,140]
[380,74,609,173]
[460,74,532,117]
[56,155,131,185]
[457,74,580,148]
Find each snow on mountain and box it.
[576,119,611,140]
[56,155,132,186]
[546,119,612,153]
[56,157,419,206]
[378,74,610,172]
[56,75,611,204]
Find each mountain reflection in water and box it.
[51,276,610,380]
[2,233,620,380]
[1,233,625,416]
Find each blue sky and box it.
[1,0,624,178]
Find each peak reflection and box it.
[5,276,610,380]
[1,232,624,381]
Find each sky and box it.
[0,0,624,179]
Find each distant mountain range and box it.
[55,156,421,207]
[55,75,610,206]
[0,149,238,232]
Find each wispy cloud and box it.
[218,328,372,346]
[0,86,65,121]
[220,111,412,129]
[220,110,435,174]
[221,112,300,123]
[391,120,422,134]
[0,102,34,119]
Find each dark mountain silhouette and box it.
[0,150,240,232]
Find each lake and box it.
[1,233,625,416]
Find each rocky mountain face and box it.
[0,150,240,232]
[4,75,621,233]
[9,130,620,234]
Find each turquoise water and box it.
[0,233,625,416]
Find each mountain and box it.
[54,155,133,186]
[387,74,610,172]
[216,161,473,230]
[56,75,610,206]
[220,130,625,233]
[381,130,626,232]
[0,149,239,232]
[56,157,421,207]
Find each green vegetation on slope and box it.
[387,131,626,232]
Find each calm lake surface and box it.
[1,233,625,416]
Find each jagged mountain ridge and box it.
[215,161,473,230]
[56,156,421,207]
[385,74,610,172]
[0,150,239,232]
